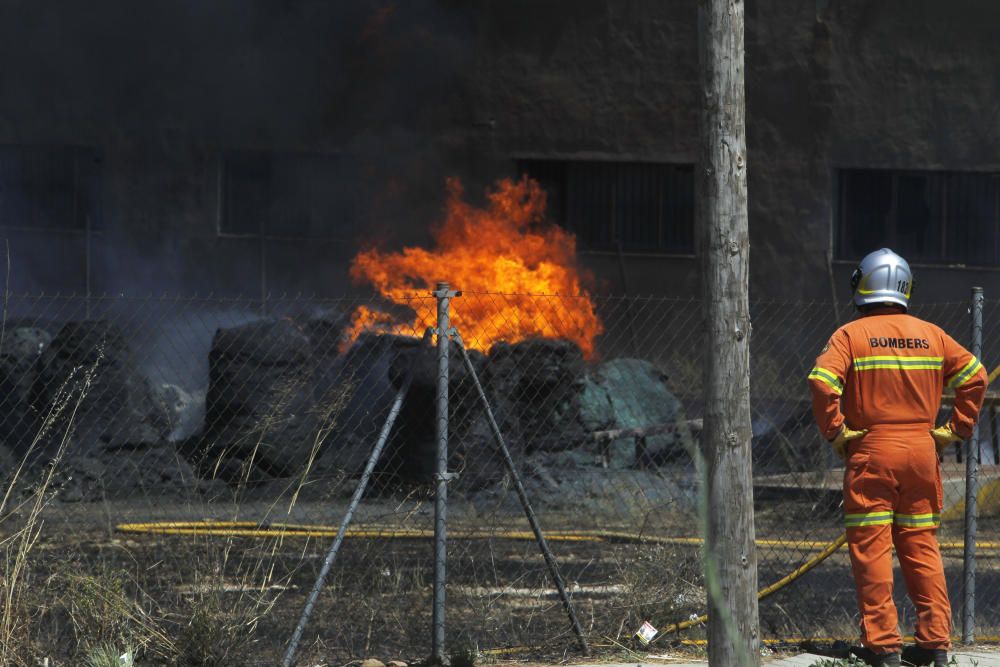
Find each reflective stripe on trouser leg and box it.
[845,511,893,528]
[848,523,902,653]
[893,525,951,649]
[893,512,940,528]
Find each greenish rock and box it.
[578,374,615,432]
[581,358,692,467]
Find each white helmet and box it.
[850,248,913,309]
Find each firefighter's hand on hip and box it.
[930,424,963,453]
[830,425,868,460]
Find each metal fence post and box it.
[431,282,458,665]
[963,285,983,644]
[281,329,430,667]
[452,333,590,655]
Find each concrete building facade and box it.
[0,0,997,302]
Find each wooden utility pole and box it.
[696,1,759,666]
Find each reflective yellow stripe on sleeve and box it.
[808,367,843,395]
[894,512,941,528]
[947,357,983,389]
[844,511,893,528]
[853,355,943,371]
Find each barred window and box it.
[220,151,359,238]
[517,160,695,254]
[0,146,101,230]
[837,169,1000,266]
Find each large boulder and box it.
[29,321,170,461]
[0,326,52,451]
[310,333,424,482]
[373,337,588,491]
[581,358,692,467]
[380,339,491,488]
[202,318,321,477]
[390,337,587,492]
[482,338,588,453]
[301,309,349,360]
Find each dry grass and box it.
[0,336,356,665]
[56,565,174,663]
[605,542,704,644]
[1,351,104,665]
[169,562,279,666]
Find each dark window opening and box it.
[221,151,359,239]
[518,159,695,254]
[837,169,1000,266]
[0,146,101,231]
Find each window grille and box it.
[518,159,695,254]
[0,145,101,231]
[837,169,1000,266]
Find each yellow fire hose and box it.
[113,520,1000,551]
[116,519,1000,650]
[652,533,848,639]
[117,520,829,546]
[989,364,1000,384]
[115,520,853,648]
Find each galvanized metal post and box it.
[453,334,591,655]
[431,282,458,665]
[281,329,428,667]
[963,286,984,644]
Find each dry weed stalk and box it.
[169,546,282,666]
[59,567,176,663]
[287,376,355,511]
[170,372,355,665]
[607,541,704,643]
[0,347,104,665]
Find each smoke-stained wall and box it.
[0,0,998,302]
[474,0,1000,302]
[470,0,700,297]
[0,0,477,295]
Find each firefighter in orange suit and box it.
[807,248,987,667]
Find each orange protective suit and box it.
[808,306,987,654]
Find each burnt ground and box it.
[7,492,1000,667]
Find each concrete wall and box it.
[0,0,477,295]
[474,0,1000,302]
[0,0,997,303]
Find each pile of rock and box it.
[0,321,197,502]
[201,318,320,478]
[32,321,170,453]
[0,310,696,505]
[357,335,694,492]
[0,326,52,454]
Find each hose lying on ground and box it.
[115,520,852,648]
[115,520,998,651]
[650,533,848,641]
[113,520,1000,551]
[117,520,833,547]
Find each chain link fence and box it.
[0,289,997,665]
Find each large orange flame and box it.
[346,176,603,356]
